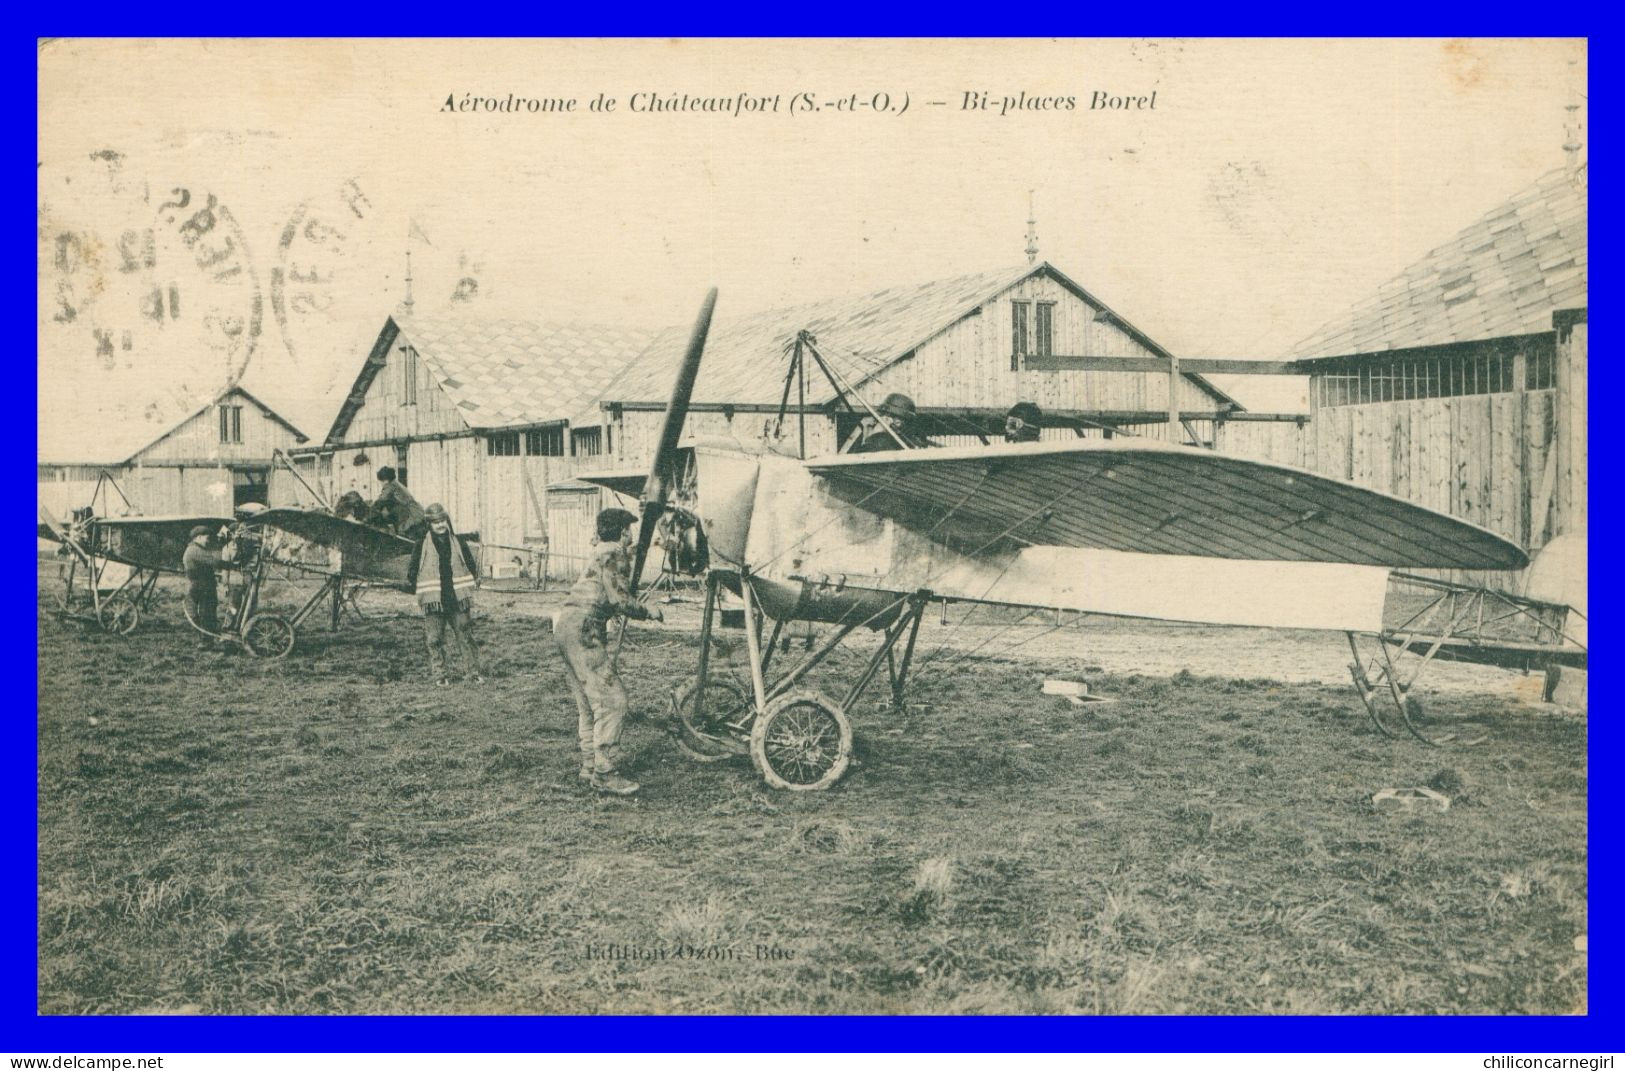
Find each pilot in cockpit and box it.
[840,392,931,454]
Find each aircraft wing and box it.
[574,470,648,498]
[252,508,416,581]
[92,515,236,571]
[805,439,1528,570]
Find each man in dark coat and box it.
[367,466,427,539]
[1004,401,1043,443]
[182,525,224,638]
[406,502,484,685]
[840,392,932,453]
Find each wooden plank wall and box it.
[1216,420,1311,468]
[1303,389,1560,590]
[312,440,600,580]
[117,465,238,516]
[266,456,325,508]
[40,465,117,483]
[341,340,467,443]
[542,488,604,580]
[38,470,237,522]
[1556,323,1586,540]
[39,480,105,519]
[614,409,841,469]
[137,395,303,463]
[866,275,1224,444]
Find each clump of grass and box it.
[75,750,113,778]
[899,855,955,924]
[1428,766,1465,797]
[1107,956,1170,1014]
[793,819,865,854]
[1234,732,1270,756]
[1086,889,1160,952]
[658,895,734,947]
[482,748,544,776]
[1171,803,1214,843]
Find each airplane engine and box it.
[748,574,906,629]
[693,444,761,569]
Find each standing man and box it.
[553,507,663,796]
[367,466,427,539]
[182,525,224,642]
[407,502,485,686]
[1004,401,1043,443]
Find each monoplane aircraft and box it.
[585,290,1572,791]
[183,507,418,657]
[39,471,232,634]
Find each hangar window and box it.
[1312,342,1552,408]
[218,404,242,444]
[486,432,521,456]
[1035,301,1055,358]
[574,427,604,457]
[400,346,419,406]
[1010,301,1030,370]
[525,427,565,456]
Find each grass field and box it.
[37,583,1587,1015]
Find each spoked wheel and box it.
[242,614,296,659]
[96,596,141,636]
[671,676,752,763]
[750,689,853,792]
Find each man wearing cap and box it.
[406,502,485,685]
[1004,401,1044,443]
[366,466,427,539]
[840,392,931,454]
[182,525,225,640]
[553,507,664,796]
[332,490,370,521]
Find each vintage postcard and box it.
[37,38,1586,1017]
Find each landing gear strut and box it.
[672,571,931,791]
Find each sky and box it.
[37,38,1587,457]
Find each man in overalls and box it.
[553,507,663,795]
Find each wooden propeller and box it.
[629,287,717,597]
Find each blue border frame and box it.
[13,24,1612,1052]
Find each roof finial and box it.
[1563,56,1584,179]
[1024,190,1039,265]
[403,248,415,311]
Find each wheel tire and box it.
[671,677,751,763]
[242,614,296,659]
[750,689,853,792]
[97,598,141,636]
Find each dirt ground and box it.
[37,578,1587,1015]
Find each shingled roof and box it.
[327,314,655,441]
[591,261,1233,415]
[1294,166,1587,360]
